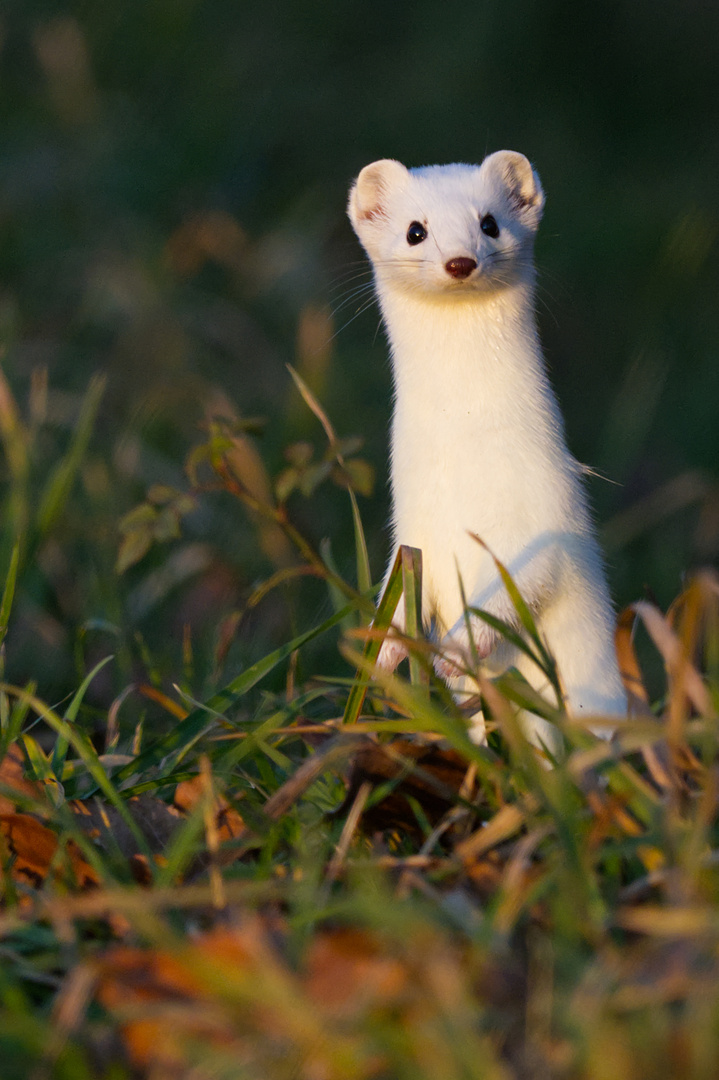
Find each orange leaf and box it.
[0,812,99,892]
[174,775,244,844]
[305,928,408,1018]
[0,743,43,813]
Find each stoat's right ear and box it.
[348,159,409,231]
[481,151,545,228]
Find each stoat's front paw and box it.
[434,621,495,680]
[376,632,408,673]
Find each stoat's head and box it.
[348,151,544,297]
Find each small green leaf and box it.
[275,468,298,503]
[1,684,154,863]
[284,441,314,467]
[116,529,152,574]
[332,458,375,497]
[299,460,333,496]
[119,503,157,533]
[333,435,364,458]
[152,506,182,543]
[147,484,179,505]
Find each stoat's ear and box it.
[348,159,409,231]
[481,150,545,227]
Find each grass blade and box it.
[349,487,372,601]
[287,364,371,597]
[113,604,355,784]
[343,547,403,724]
[469,533,561,696]
[0,542,20,647]
[1,683,154,863]
[51,654,115,777]
[402,546,428,694]
[35,374,106,541]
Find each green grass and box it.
[1,383,719,1079]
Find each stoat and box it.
[347,151,627,747]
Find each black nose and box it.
[445,257,477,279]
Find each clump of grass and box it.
[1,377,719,1079]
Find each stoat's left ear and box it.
[481,150,545,227]
[348,159,409,232]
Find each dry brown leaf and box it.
[0,744,100,894]
[0,743,44,813]
[305,927,408,1018]
[95,920,286,1074]
[456,802,528,864]
[96,946,212,1071]
[97,920,404,1078]
[632,600,712,717]
[0,812,99,893]
[464,853,504,897]
[586,790,643,849]
[615,606,650,708]
[174,774,244,844]
[615,905,719,937]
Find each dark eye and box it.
[406,221,427,245]
[480,214,500,239]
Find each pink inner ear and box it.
[356,177,388,222]
[503,162,541,212]
[511,189,537,211]
[359,202,387,222]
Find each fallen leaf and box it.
[0,812,99,893]
[174,775,245,844]
[305,927,407,1018]
[0,743,44,813]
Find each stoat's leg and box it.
[435,552,556,679]
[376,634,409,671]
[433,548,557,682]
[468,710,488,744]
[434,618,496,679]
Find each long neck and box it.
[378,280,566,442]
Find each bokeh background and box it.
[1,0,718,705]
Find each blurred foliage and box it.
[2,546,719,1077]
[0,0,718,709]
[0,7,719,1072]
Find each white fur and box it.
[348,151,628,746]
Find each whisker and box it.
[326,267,374,292]
[533,290,559,328]
[328,274,374,298]
[330,282,376,318]
[328,293,379,342]
[372,314,385,346]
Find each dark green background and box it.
[1,1,717,699]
